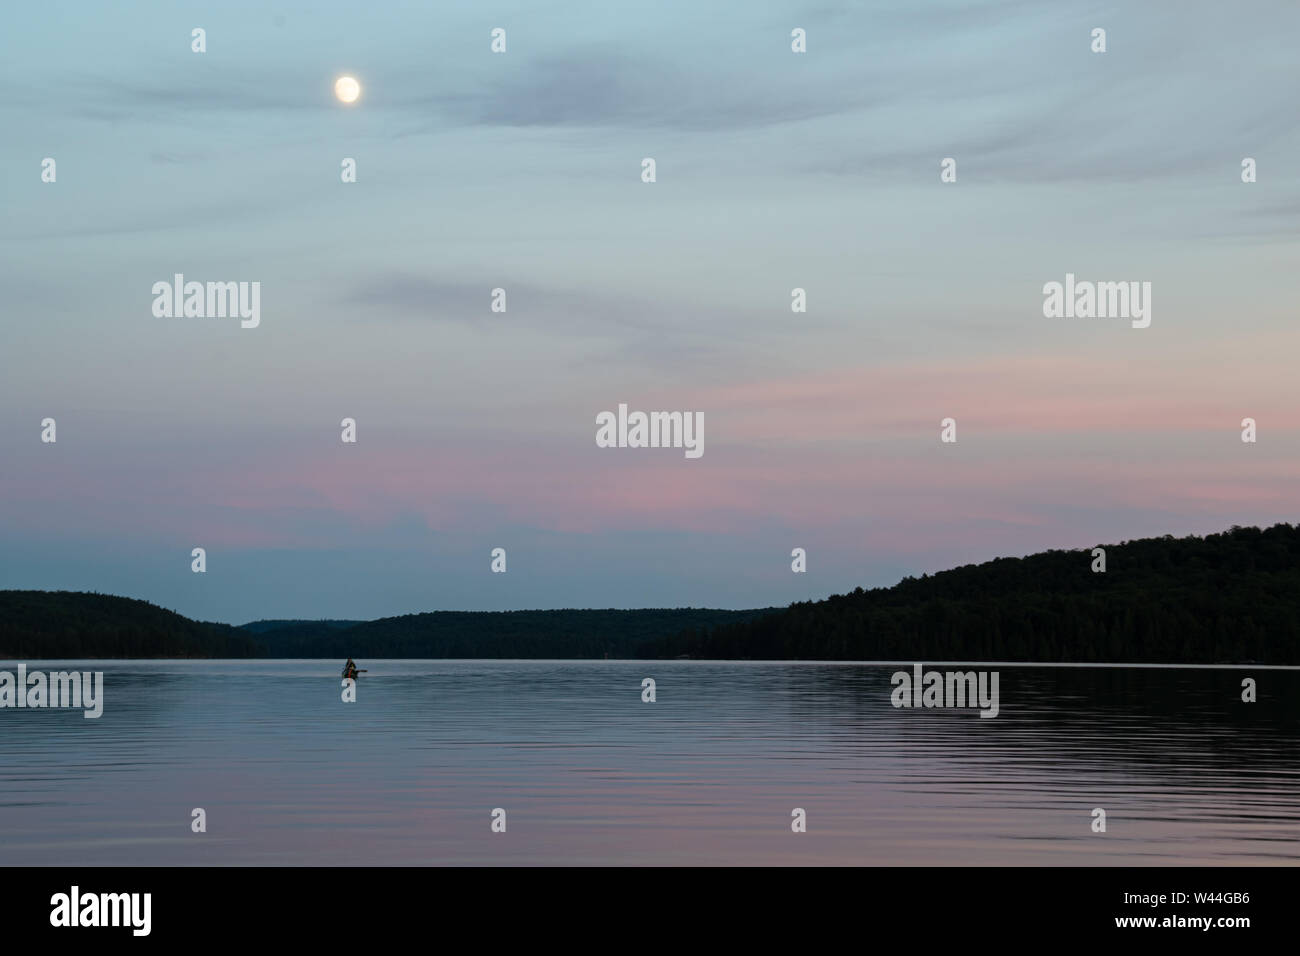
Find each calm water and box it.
[1,660,1297,866]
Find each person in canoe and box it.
[342,659,366,680]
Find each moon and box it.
[334,75,361,105]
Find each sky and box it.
[1,1,1298,623]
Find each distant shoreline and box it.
[4,522,1299,664]
[3,657,1298,669]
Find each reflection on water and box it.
[1,660,1297,865]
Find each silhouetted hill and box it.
[640,524,1300,664]
[3,524,1297,661]
[0,593,768,660]
[240,619,363,635]
[253,608,771,658]
[0,591,259,658]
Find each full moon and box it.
[334,75,361,104]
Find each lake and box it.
[1,660,1297,865]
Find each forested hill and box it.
[639,524,1300,664]
[0,593,768,659]
[251,608,771,659]
[0,591,260,658]
[2,524,1298,662]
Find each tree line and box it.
[2,523,1297,663]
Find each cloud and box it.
[440,50,880,132]
[335,272,804,373]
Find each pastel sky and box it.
[2,1,1298,623]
